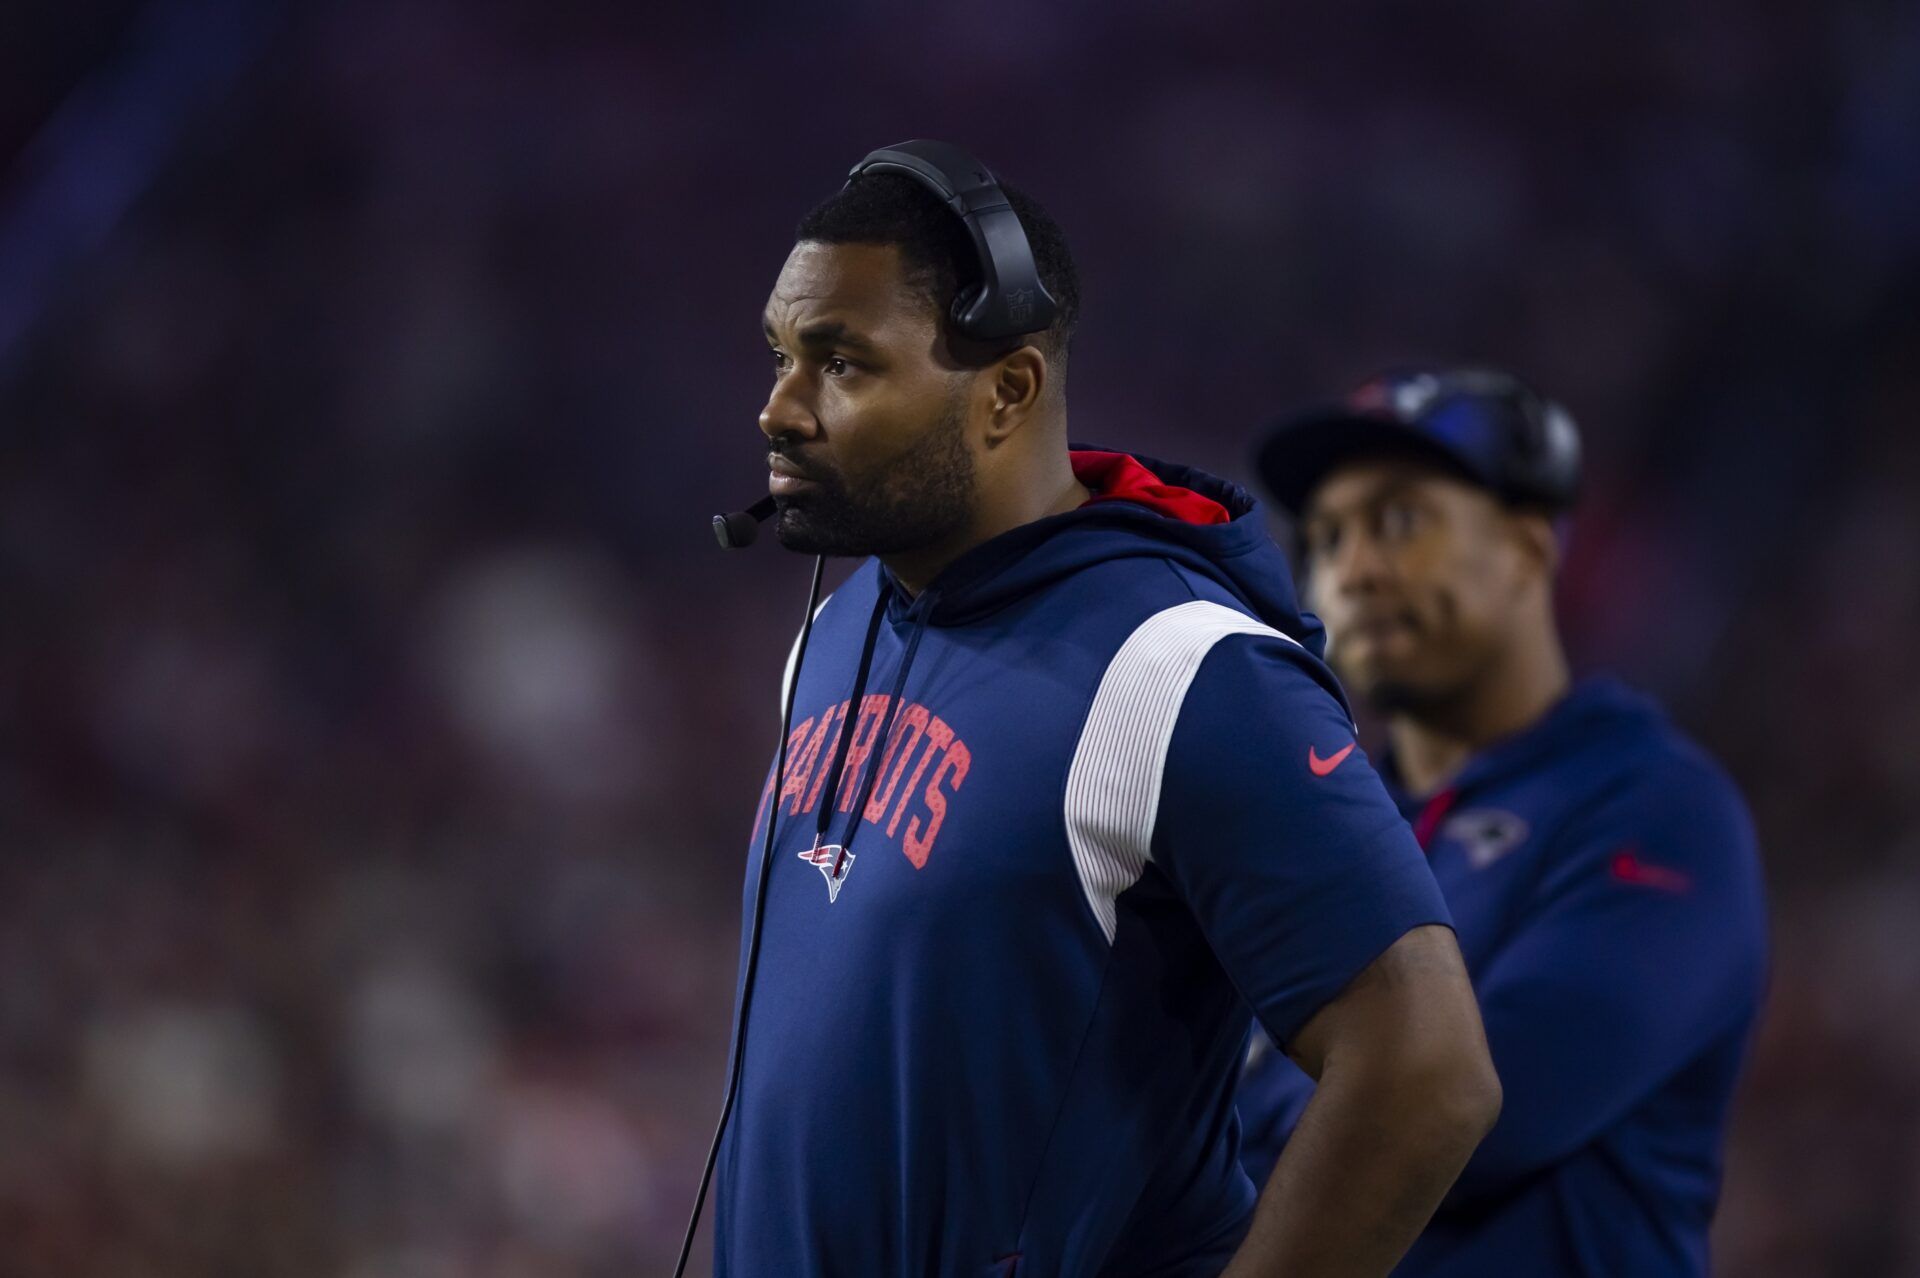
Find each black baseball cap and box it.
[1255,367,1582,518]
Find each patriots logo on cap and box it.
[798,836,856,903]
[1348,373,1441,421]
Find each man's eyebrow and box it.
[1308,476,1418,524]
[762,317,878,352]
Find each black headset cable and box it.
[672,554,826,1278]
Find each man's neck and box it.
[883,445,1089,598]
[1387,635,1570,797]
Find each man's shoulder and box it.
[1578,686,1749,824]
[1035,551,1222,615]
[1062,558,1309,652]
[1545,687,1759,885]
[1000,555,1308,684]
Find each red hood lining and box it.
[1071,450,1232,526]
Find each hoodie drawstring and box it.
[809,589,893,846]
[675,569,939,1278]
[830,588,937,866]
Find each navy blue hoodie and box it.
[1238,677,1769,1277]
[713,451,1451,1277]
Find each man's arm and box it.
[1150,632,1498,1275]
[1223,925,1500,1277]
[1438,765,1767,1206]
[1232,759,1768,1225]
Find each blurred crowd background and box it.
[4,0,1919,1274]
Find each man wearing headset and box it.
[692,143,1500,1277]
[1240,370,1770,1277]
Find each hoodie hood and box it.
[878,447,1327,658]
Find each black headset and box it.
[848,138,1058,342]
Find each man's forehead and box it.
[1304,454,1484,518]
[763,241,918,332]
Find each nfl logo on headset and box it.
[799,837,856,903]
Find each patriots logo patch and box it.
[798,837,855,903]
[1441,809,1531,870]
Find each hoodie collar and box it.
[867,446,1324,662]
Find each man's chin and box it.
[1333,650,1423,712]
[1361,678,1420,716]
[772,503,868,557]
[769,484,971,561]
[1359,671,1458,718]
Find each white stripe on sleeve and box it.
[1063,600,1301,944]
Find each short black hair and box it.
[795,171,1080,365]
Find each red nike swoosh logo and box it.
[1610,851,1692,893]
[1308,742,1356,777]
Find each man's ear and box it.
[1510,509,1560,582]
[982,345,1048,446]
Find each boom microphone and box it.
[713,495,776,549]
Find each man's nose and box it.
[759,370,819,442]
[1331,529,1394,598]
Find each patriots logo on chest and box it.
[1440,809,1531,870]
[798,837,855,903]
[751,695,975,900]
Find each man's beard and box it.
[1361,676,1442,717]
[1334,644,1450,719]
[1343,638,1489,725]
[772,397,975,558]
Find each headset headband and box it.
[847,139,1058,342]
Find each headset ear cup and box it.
[950,284,984,336]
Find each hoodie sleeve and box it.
[1439,760,1768,1207]
[1151,633,1452,1048]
